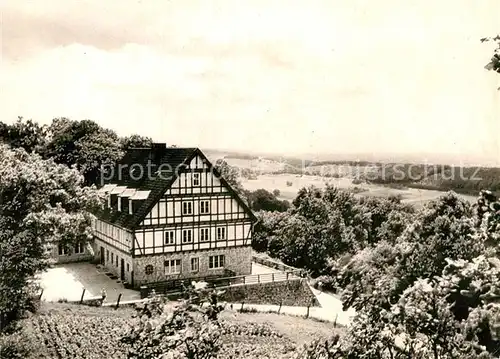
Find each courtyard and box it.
[37,262,141,303]
[37,261,286,304]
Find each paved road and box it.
[223,285,355,326]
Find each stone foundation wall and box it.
[93,238,133,284]
[133,245,252,287]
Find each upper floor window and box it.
[164,231,175,245]
[200,228,210,242]
[74,242,85,254]
[217,227,226,240]
[182,202,193,215]
[199,200,210,214]
[182,229,192,243]
[192,173,200,186]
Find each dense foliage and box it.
[482,34,500,74]
[0,145,101,330]
[253,185,414,276]
[245,188,290,212]
[299,191,500,358]
[0,118,156,186]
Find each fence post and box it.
[115,293,122,309]
[243,276,246,285]
[39,289,44,300]
[306,305,310,318]
[257,275,260,284]
[334,314,338,328]
[80,288,86,304]
[240,302,244,311]
[278,301,282,314]
[286,272,289,281]
[272,273,275,282]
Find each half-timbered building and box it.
[91,144,256,288]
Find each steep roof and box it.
[94,145,256,230]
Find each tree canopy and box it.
[0,145,101,329]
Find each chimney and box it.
[152,143,167,151]
[151,143,167,162]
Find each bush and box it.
[0,331,32,359]
[286,181,293,187]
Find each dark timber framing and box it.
[93,146,256,264]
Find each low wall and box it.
[219,279,318,307]
[252,255,304,274]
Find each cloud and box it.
[1,0,499,164]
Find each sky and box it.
[1,0,499,164]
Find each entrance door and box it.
[120,258,125,281]
[100,246,105,265]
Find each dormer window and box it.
[192,173,200,186]
[129,199,133,215]
[118,197,122,211]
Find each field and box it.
[241,174,477,208]
[9,302,340,359]
[206,153,479,208]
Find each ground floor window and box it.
[127,263,130,272]
[191,257,199,272]
[58,244,68,256]
[111,253,114,263]
[74,242,85,254]
[106,250,109,261]
[209,255,225,269]
[165,259,181,275]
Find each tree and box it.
[213,159,245,195]
[121,283,224,359]
[0,117,48,153]
[0,145,101,329]
[482,35,500,74]
[121,134,153,149]
[246,189,289,212]
[252,210,289,253]
[44,118,124,185]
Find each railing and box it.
[139,270,303,298]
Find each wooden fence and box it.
[139,270,302,298]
